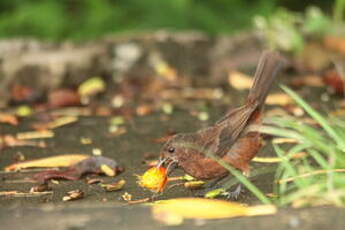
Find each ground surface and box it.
[1,32,344,229]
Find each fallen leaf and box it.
[78,77,105,98]
[323,70,344,94]
[183,181,205,189]
[32,116,78,131]
[0,113,18,125]
[10,84,38,103]
[16,130,54,140]
[86,178,103,184]
[324,36,345,54]
[122,192,132,201]
[100,164,116,176]
[290,75,323,87]
[101,179,126,192]
[48,89,81,108]
[152,198,277,224]
[16,105,33,117]
[136,104,154,116]
[266,93,292,105]
[204,188,229,199]
[62,189,84,201]
[30,184,51,193]
[108,126,127,137]
[137,167,168,193]
[228,71,253,90]
[4,154,89,171]
[0,135,46,150]
[31,156,123,182]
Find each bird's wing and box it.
[214,105,257,157]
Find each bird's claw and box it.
[225,184,242,200]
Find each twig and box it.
[278,169,345,184]
[0,191,53,197]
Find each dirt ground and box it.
[1,32,344,229]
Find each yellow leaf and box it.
[100,164,116,176]
[266,93,292,105]
[78,77,105,97]
[4,154,89,172]
[228,71,253,90]
[152,198,276,221]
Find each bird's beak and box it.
[157,155,178,176]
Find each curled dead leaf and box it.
[100,164,116,176]
[101,179,126,192]
[62,189,84,201]
[122,192,132,201]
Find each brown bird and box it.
[158,50,285,198]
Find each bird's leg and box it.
[226,184,242,200]
[193,175,229,197]
[225,171,249,200]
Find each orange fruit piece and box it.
[138,167,168,193]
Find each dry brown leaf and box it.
[4,154,89,172]
[0,135,46,149]
[48,89,81,108]
[122,192,132,201]
[62,189,84,201]
[324,36,345,54]
[266,93,292,105]
[86,178,103,184]
[183,181,206,189]
[101,179,126,192]
[152,198,276,224]
[30,184,51,193]
[290,75,323,87]
[0,113,18,126]
[228,71,253,90]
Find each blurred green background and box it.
[0,0,335,41]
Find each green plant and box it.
[254,2,343,54]
[259,86,345,207]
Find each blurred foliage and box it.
[254,3,344,54]
[0,0,278,41]
[0,0,340,41]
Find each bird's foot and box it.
[225,184,242,200]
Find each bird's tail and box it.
[246,51,285,108]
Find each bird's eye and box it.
[168,147,175,153]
